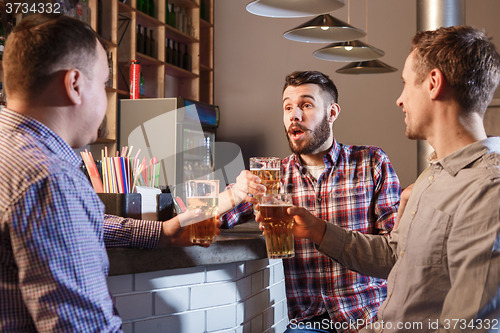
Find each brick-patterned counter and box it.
[106,222,289,333]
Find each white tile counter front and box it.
[106,222,289,333]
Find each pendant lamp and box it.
[283,14,365,43]
[336,60,397,74]
[246,0,345,18]
[313,40,384,62]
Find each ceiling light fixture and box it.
[335,60,397,74]
[283,14,365,43]
[246,0,345,18]
[313,40,384,62]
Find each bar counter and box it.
[106,221,267,276]
[105,220,289,333]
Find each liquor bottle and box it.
[169,3,176,28]
[144,27,151,57]
[177,43,183,69]
[200,0,207,21]
[166,39,173,64]
[136,24,143,53]
[140,72,145,96]
[149,29,155,58]
[165,1,169,26]
[182,44,191,71]
[172,41,178,67]
[137,0,145,12]
[148,0,155,18]
[0,18,5,61]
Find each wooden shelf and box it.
[165,62,199,78]
[86,0,214,154]
[200,18,213,28]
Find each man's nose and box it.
[290,107,303,122]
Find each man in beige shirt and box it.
[276,26,500,332]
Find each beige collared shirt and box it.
[318,137,500,332]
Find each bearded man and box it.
[223,71,401,333]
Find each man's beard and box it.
[285,113,331,155]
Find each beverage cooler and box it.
[119,98,220,198]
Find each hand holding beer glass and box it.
[185,179,219,245]
[250,157,295,259]
[260,193,295,259]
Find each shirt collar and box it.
[431,137,500,176]
[0,108,82,168]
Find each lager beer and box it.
[249,157,281,212]
[185,179,219,245]
[260,194,295,259]
[250,168,280,196]
[187,196,218,245]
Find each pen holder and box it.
[97,193,175,221]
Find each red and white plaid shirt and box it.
[222,140,401,333]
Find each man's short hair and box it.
[4,13,107,98]
[411,25,500,114]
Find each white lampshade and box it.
[246,0,345,18]
[313,40,384,62]
[283,14,365,43]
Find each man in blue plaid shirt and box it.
[223,71,401,333]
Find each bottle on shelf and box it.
[148,0,155,18]
[144,27,151,57]
[182,44,191,71]
[200,0,207,21]
[169,3,176,28]
[177,43,183,69]
[149,29,155,58]
[136,24,143,54]
[137,0,145,13]
[172,41,178,67]
[140,72,145,96]
[165,39,173,64]
[165,0,169,26]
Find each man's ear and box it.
[328,103,341,123]
[428,68,445,100]
[64,69,83,105]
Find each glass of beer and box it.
[260,193,295,259]
[185,179,219,245]
[249,157,281,203]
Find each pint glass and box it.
[185,179,219,245]
[260,193,295,259]
[249,157,281,202]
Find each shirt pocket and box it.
[406,207,451,266]
[330,186,372,232]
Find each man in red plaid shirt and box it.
[222,71,401,333]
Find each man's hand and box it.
[219,170,267,214]
[158,210,221,248]
[256,205,327,245]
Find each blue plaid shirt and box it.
[222,140,401,332]
[0,109,161,331]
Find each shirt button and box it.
[428,175,434,181]
[317,196,322,202]
[399,250,404,257]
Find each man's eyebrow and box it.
[283,94,316,103]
